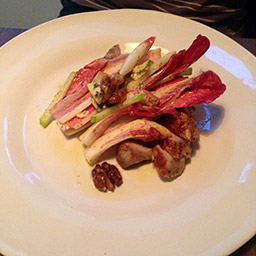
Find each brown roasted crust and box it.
[151,110,198,178]
[158,108,199,142]
[152,145,186,178]
[160,134,192,159]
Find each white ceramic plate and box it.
[0,9,255,256]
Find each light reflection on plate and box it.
[205,46,256,89]
[238,162,255,184]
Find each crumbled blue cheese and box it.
[87,72,106,105]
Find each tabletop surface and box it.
[0,27,255,256]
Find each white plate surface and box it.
[0,9,256,256]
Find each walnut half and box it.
[91,162,123,192]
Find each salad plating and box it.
[40,35,226,191]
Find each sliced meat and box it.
[152,145,186,178]
[116,140,152,169]
[158,108,199,142]
[160,133,192,159]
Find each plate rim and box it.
[0,9,256,256]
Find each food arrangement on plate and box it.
[40,35,226,192]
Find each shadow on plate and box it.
[194,103,225,136]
